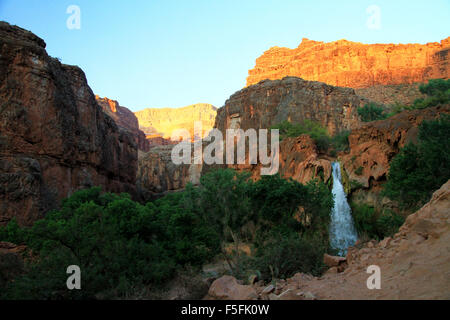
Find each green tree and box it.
[383,115,450,209]
[357,103,387,122]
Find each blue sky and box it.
[1,0,449,111]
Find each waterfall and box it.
[329,162,358,256]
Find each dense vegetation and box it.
[383,114,450,210]
[350,203,404,240]
[270,120,350,154]
[0,169,333,299]
[358,79,450,121]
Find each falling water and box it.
[329,162,358,256]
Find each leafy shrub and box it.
[351,203,404,240]
[376,210,404,237]
[331,130,350,152]
[0,187,220,299]
[354,166,363,175]
[357,103,387,122]
[383,115,450,209]
[249,233,327,281]
[413,79,450,109]
[271,120,350,154]
[0,169,335,298]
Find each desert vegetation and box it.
[0,169,333,299]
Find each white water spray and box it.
[329,162,358,256]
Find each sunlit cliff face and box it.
[247,37,450,88]
[134,103,217,141]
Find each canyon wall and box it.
[340,104,450,211]
[134,103,217,141]
[0,22,138,225]
[96,96,150,152]
[137,144,202,201]
[215,76,364,136]
[247,37,450,89]
[202,77,365,182]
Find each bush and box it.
[331,130,350,152]
[351,203,404,240]
[249,233,327,281]
[271,120,350,154]
[0,187,220,299]
[357,103,387,122]
[0,169,335,298]
[413,79,450,109]
[270,120,331,153]
[383,115,450,209]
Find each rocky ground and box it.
[206,179,450,300]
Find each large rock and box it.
[207,275,258,300]
[0,22,138,225]
[137,144,202,198]
[216,77,364,136]
[247,37,450,89]
[224,134,332,184]
[96,96,150,152]
[340,105,450,210]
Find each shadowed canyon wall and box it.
[0,22,138,226]
[96,96,150,152]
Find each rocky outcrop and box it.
[247,37,450,89]
[135,103,217,141]
[137,144,202,199]
[207,180,450,299]
[204,77,363,183]
[355,83,426,106]
[215,77,364,136]
[0,22,138,226]
[340,104,450,210]
[96,96,149,152]
[225,134,332,185]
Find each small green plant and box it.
[354,166,364,176]
[357,103,387,122]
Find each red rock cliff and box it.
[247,37,450,88]
[0,22,138,226]
[96,96,150,152]
[215,77,364,136]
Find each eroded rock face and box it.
[137,144,202,199]
[354,83,426,106]
[247,37,450,89]
[96,96,150,152]
[134,103,217,141]
[224,134,332,185]
[215,77,364,136]
[0,22,138,226]
[340,105,450,209]
[205,77,362,183]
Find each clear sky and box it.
[1,0,449,111]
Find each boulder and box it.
[207,275,258,300]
